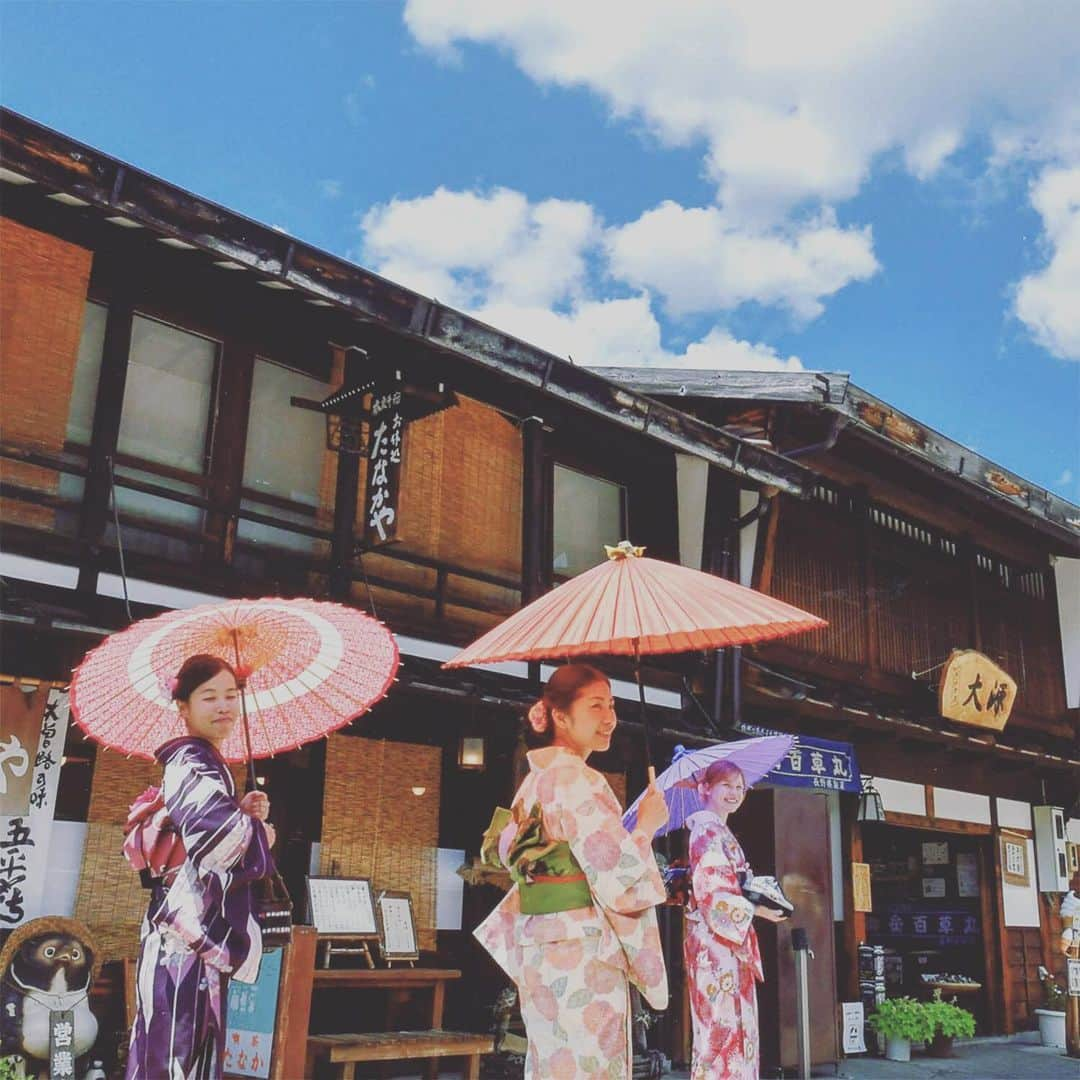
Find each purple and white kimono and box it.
[126,737,272,1080]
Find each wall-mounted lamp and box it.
[411,785,427,797]
[857,777,887,823]
[458,736,485,771]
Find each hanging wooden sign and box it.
[364,382,404,548]
[938,649,1016,730]
[852,862,872,913]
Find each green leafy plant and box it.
[1038,965,1066,1010]
[867,996,935,1043]
[925,990,976,1038]
[0,1056,23,1080]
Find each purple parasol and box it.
[622,735,795,837]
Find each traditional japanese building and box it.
[597,366,1080,1067]
[1,108,1077,1077]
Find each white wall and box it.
[738,489,761,587]
[675,454,709,571]
[828,791,844,921]
[874,777,926,816]
[33,820,86,920]
[1053,555,1080,708]
[997,798,1033,831]
[932,787,991,825]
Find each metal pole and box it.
[792,927,814,1080]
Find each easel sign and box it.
[224,947,283,1078]
[376,890,419,965]
[307,876,380,968]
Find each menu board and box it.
[376,891,418,960]
[224,947,282,1078]
[307,877,378,935]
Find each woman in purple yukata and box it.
[126,655,275,1080]
[684,761,786,1080]
[475,665,670,1080]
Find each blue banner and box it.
[223,947,282,1078]
[738,723,861,793]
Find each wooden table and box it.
[311,967,464,1077]
[311,967,462,1030]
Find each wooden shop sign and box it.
[938,649,1016,730]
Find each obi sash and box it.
[482,803,592,915]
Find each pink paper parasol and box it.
[70,597,399,763]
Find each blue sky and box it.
[3,2,1078,501]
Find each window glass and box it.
[553,464,626,577]
[65,300,108,446]
[237,358,333,555]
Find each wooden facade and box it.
[2,109,1078,1074]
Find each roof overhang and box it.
[0,108,812,498]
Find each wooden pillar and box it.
[77,293,134,596]
[991,827,1015,1034]
[520,416,546,604]
[703,468,738,730]
[840,798,868,1001]
[272,926,318,1080]
[959,536,983,652]
[329,348,364,599]
[855,487,880,672]
[205,340,256,566]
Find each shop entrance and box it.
[861,823,995,1032]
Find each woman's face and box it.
[177,668,240,748]
[701,768,746,817]
[552,679,618,757]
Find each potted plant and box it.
[924,990,976,1056]
[1035,965,1067,1049]
[867,996,933,1062]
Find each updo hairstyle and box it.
[171,654,238,703]
[524,663,610,748]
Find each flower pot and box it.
[927,1033,954,1057]
[1034,1008,1066,1049]
[885,1036,911,1062]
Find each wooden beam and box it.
[76,288,133,595]
[840,800,867,1002]
[521,416,546,604]
[329,348,363,599]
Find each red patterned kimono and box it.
[684,811,763,1080]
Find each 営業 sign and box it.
[939,650,1016,730]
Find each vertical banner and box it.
[364,383,404,547]
[0,685,70,927]
[224,947,283,1078]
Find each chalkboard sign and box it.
[224,947,283,1079]
[307,876,378,936]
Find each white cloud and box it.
[403,2,1080,221]
[607,202,878,320]
[1014,166,1080,361]
[1060,468,1075,486]
[319,179,343,199]
[361,186,598,309]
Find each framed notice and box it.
[852,862,873,913]
[307,877,378,936]
[375,890,419,962]
[922,841,949,866]
[922,877,946,899]
[1068,958,1080,997]
[1000,833,1030,888]
[841,1002,867,1054]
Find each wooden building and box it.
[598,366,1080,1065]
[2,108,1077,1075]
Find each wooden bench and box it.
[306,1030,495,1079]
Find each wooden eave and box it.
[0,107,811,498]
[593,367,1080,552]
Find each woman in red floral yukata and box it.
[684,760,788,1080]
[475,664,670,1080]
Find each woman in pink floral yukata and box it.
[684,760,787,1080]
[475,664,671,1079]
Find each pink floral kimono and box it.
[684,810,763,1080]
[475,746,669,1079]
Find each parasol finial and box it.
[605,540,646,560]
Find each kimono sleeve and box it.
[691,836,755,946]
[555,768,665,915]
[163,748,271,882]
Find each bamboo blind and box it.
[76,750,249,959]
[319,735,442,952]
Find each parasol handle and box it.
[231,629,259,794]
[634,642,655,779]
[647,765,656,784]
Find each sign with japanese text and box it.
[224,946,282,1079]
[0,686,69,927]
[841,1002,867,1054]
[868,904,980,947]
[852,862,872,913]
[364,383,404,547]
[737,721,862,793]
[1068,958,1080,997]
[939,649,1016,730]
[49,1009,76,1079]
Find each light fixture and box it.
[255,775,267,787]
[458,736,485,771]
[411,785,427,797]
[857,777,887,823]
[18,679,39,695]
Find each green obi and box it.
[481,803,592,915]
